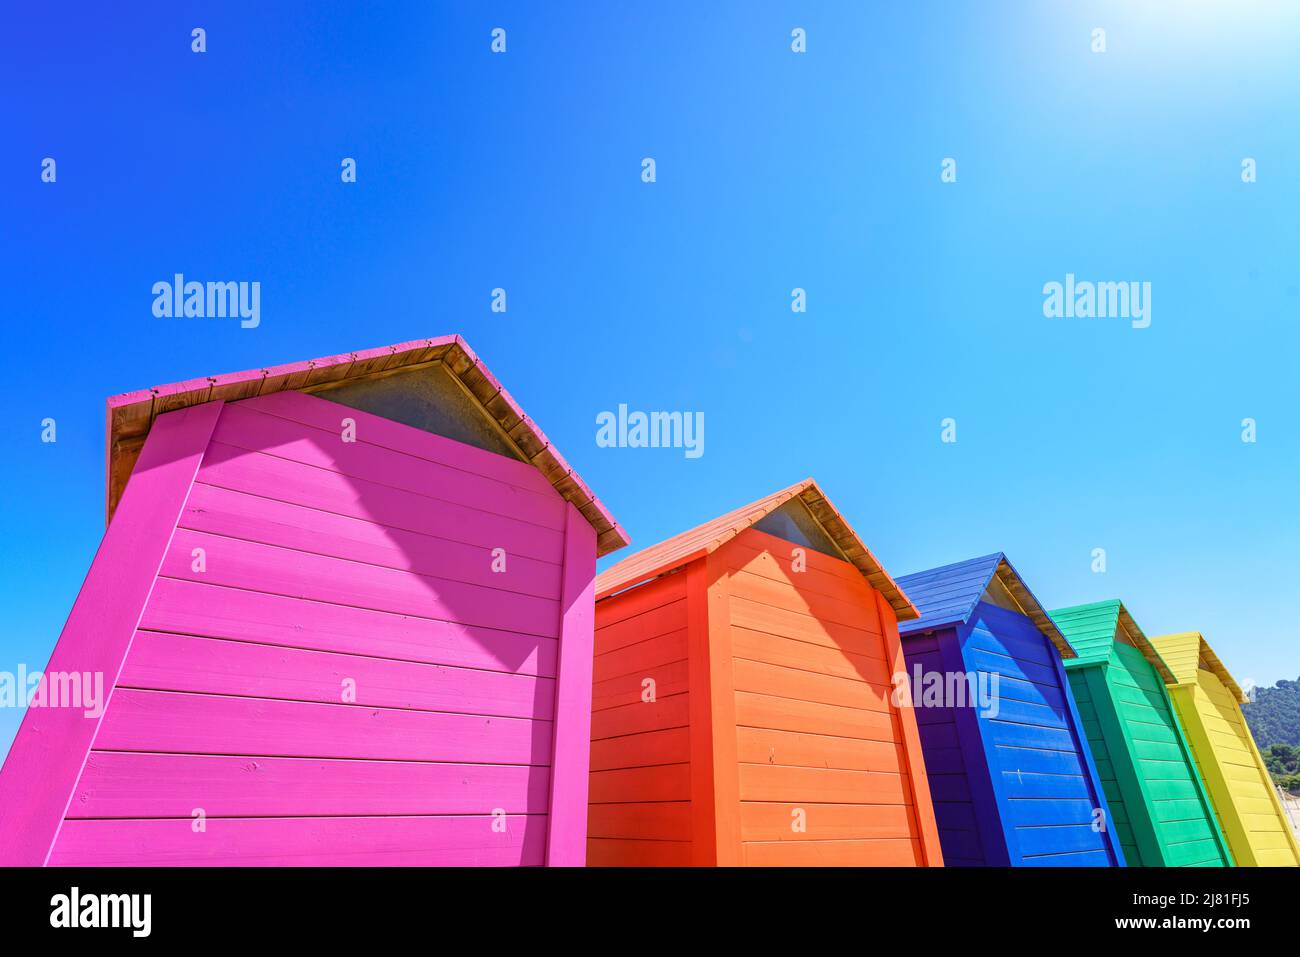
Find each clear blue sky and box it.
[3,1,1299,759]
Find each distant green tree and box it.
[1243,678,1300,748]
[1263,743,1298,776]
[1243,679,1300,794]
[1258,743,1300,795]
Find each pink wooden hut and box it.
[0,335,628,866]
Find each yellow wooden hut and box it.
[1149,632,1300,866]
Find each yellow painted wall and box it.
[1167,674,1300,867]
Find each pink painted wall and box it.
[0,390,597,866]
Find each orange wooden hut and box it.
[586,480,943,866]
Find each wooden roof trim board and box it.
[1114,602,1177,684]
[1050,599,1177,683]
[990,556,1075,659]
[104,335,630,557]
[1150,631,1247,704]
[896,552,1074,659]
[594,478,919,620]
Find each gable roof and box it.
[894,552,1074,659]
[1148,632,1246,704]
[594,478,918,620]
[105,335,630,557]
[1049,599,1176,683]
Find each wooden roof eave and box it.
[1115,604,1177,684]
[103,335,630,557]
[993,558,1076,659]
[593,479,918,620]
[1199,638,1247,704]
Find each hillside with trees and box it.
[1242,677,1300,794]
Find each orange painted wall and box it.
[587,570,693,865]
[588,526,942,866]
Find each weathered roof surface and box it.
[894,552,1075,659]
[1049,599,1176,683]
[1148,632,1247,704]
[104,335,630,557]
[594,478,918,620]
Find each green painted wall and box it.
[1068,666,1144,864]
[1066,646,1231,866]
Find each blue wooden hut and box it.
[895,554,1124,867]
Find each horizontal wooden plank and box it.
[141,578,557,677]
[1111,682,1179,716]
[914,702,961,728]
[592,660,688,713]
[984,695,1071,731]
[588,764,691,804]
[1020,847,1113,867]
[728,569,882,635]
[593,601,690,662]
[96,690,552,765]
[736,727,908,774]
[734,691,900,742]
[724,528,869,587]
[1221,760,1270,785]
[982,672,1071,712]
[198,441,564,563]
[917,721,960,749]
[593,630,687,683]
[594,575,688,631]
[1130,739,1186,763]
[119,632,554,719]
[589,727,690,772]
[996,769,1093,801]
[49,815,546,866]
[1002,798,1098,828]
[1242,814,1292,838]
[984,718,1077,753]
[964,623,1055,668]
[1150,797,1214,823]
[162,528,560,638]
[738,764,912,805]
[965,648,1059,688]
[182,482,562,599]
[1014,824,1108,857]
[1216,795,1277,816]
[732,658,894,714]
[722,540,880,612]
[1165,839,1227,867]
[1109,660,1167,696]
[70,752,550,818]
[244,389,557,496]
[590,694,689,741]
[586,838,692,867]
[1156,817,1216,844]
[739,802,916,842]
[213,402,566,529]
[1255,848,1300,866]
[731,627,890,683]
[932,801,978,833]
[587,802,691,842]
[918,745,967,775]
[936,828,986,865]
[730,595,885,660]
[742,837,922,866]
[1121,715,1181,747]
[927,773,973,804]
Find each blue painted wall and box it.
[902,602,1125,866]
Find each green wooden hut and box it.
[1049,600,1232,867]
